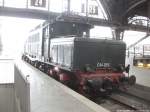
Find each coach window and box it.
[50,27,54,33]
[51,45,58,64]
[83,32,86,37]
[58,45,64,65]
[64,44,73,67]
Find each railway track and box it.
[110,92,150,110]
[97,98,134,112]
[98,85,150,112]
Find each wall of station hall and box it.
[0,84,15,112]
[0,64,30,112]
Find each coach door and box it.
[43,25,50,62]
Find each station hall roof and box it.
[99,0,149,25]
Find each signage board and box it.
[31,0,46,7]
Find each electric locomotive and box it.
[22,14,136,97]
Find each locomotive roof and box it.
[30,14,93,32]
[50,20,93,28]
[51,13,93,26]
[51,37,126,45]
[30,19,93,33]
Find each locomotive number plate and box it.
[97,62,110,68]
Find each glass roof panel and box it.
[4,0,26,8]
[90,26,112,39]
[123,31,146,47]
[0,0,3,6]
[0,0,107,19]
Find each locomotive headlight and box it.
[137,63,143,67]
[54,66,59,72]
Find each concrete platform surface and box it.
[15,60,110,112]
[130,66,150,87]
[126,56,150,87]
[0,59,14,84]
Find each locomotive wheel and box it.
[103,79,113,95]
[128,75,136,85]
[103,79,113,90]
[112,82,119,91]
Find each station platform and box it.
[15,60,110,112]
[126,57,150,88]
[130,66,150,87]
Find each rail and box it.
[97,84,150,111]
